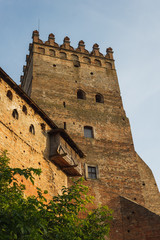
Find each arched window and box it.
[94,59,101,66]
[22,105,27,115]
[49,49,55,56]
[12,109,18,120]
[29,124,35,135]
[84,126,94,138]
[83,57,91,64]
[7,90,13,100]
[38,47,45,54]
[95,93,104,103]
[77,89,86,100]
[60,52,67,59]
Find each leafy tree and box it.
[0,151,112,240]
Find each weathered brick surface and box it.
[0,76,68,197]
[120,197,160,240]
[20,30,160,239]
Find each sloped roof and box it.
[0,67,84,158]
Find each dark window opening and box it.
[63,102,66,108]
[7,90,13,100]
[12,109,18,120]
[22,105,27,115]
[73,60,80,67]
[77,89,86,100]
[95,93,104,103]
[29,124,35,135]
[64,122,66,130]
[41,123,46,131]
[88,166,97,179]
[84,126,94,138]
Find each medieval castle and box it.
[0,30,160,239]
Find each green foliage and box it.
[0,151,112,240]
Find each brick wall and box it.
[0,76,68,197]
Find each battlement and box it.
[21,30,115,84]
[31,30,114,59]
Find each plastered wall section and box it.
[0,77,67,197]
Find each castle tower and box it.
[21,31,160,239]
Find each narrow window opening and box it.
[22,105,27,115]
[41,123,46,131]
[88,166,97,179]
[63,102,66,108]
[7,90,13,100]
[64,122,66,130]
[29,124,35,135]
[84,126,94,138]
[96,93,104,103]
[12,109,19,120]
[77,89,86,100]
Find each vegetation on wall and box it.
[0,151,112,240]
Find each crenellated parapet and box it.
[31,30,114,60]
[21,30,115,84]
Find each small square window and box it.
[84,126,94,138]
[88,166,97,179]
[85,164,99,180]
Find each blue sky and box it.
[0,0,160,189]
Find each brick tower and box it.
[21,31,160,239]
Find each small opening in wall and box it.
[38,162,41,165]
[134,198,137,201]
[64,122,66,130]
[12,109,19,120]
[142,182,145,186]
[53,64,56,67]
[41,123,46,131]
[73,60,80,67]
[77,89,86,100]
[29,124,35,135]
[90,72,93,75]
[75,80,77,83]
[7,90,13,100]
[127,230,130,233]
[22,105,27,115]
[127,216,130,220]
[132,211,135,214]
[63,102,66,108]
[95,93,104,103]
